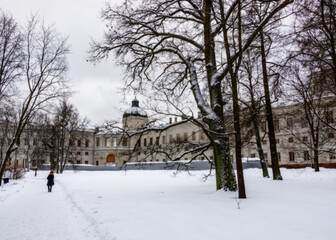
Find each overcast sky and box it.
[1,0,131,125]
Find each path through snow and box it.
[0,173,108,240]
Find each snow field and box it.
[1,168,335,240]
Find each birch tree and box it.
[90,0,293,195]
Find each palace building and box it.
[4,97,336,169]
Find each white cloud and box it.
[1,0,125,124]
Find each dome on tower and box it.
[122,98,147,118]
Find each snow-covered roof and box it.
[123,98,148,118]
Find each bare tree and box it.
[0,15,69,185]
[286,64,336,171]
[240,49,269,178]
[51,100,88,173]
[0,10,23,102]
[90,0,293,195]
[293,0,336,89]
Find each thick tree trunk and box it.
[313,148,319,172]
[260,31,282,180]
[202,0,237,191]
[210,123,237,191]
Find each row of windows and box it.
[76,139,90,147]
[141,131,205,147]
[262,110,334,132]
[260,133,334,146]
[95,137,128,148]
[76,151,90,156]
[12,138,91,148]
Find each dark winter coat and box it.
[47,174,54,186]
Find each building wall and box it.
[4,102,336,169]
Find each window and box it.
[96,161,99,166]
[200,131,204,140]
[85,140,89,147]
[277,152,281,162]
[122,138,127,147]
[326,111,334,124]
[304,151,309,161]
[77,161,81,164]
[112,138,117,147]
[301,117,308,128]
[329,152,336,160]
[264,153,268,161]
[150,137,153,145]
[288,137,293,143]
[289,152,295,162]
[176,134,180,141]
[105,137,110,147]
[287,118,293,130]
[192,132,196,141]
[77,140,81,147]
[162,136,166,144]
[251,153,256,158]
[184,133,188,141]
[156,137,159,145]
[77,151,81,155]
[274,119,280,132]
[276,139,280,144]
[85,161,89,164]
[144,138,147,146]
[96,137,100,147]
[328,132,334,139]
[169,135,173,144]
[262,140,267,145]
[302,136,308,143]
[85,152,89,156]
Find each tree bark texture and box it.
[260,30,282,180]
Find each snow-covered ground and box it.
[0,168,335,240]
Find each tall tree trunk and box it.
[203,0,237,191]
[313,130,320,172]
[221,0,246,198]
[247,62,269,178]
[252,117,269,178]
[260,30,282,180]
[232,73,246,198]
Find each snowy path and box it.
[0,173,105,240]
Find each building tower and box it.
[122,97,148,131]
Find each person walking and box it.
[47,171,54,192]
